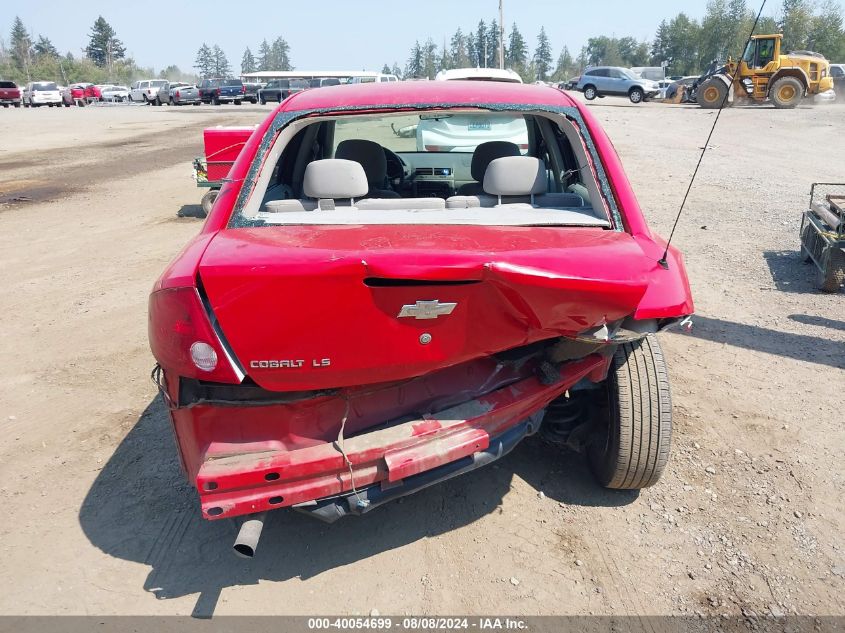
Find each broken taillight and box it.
[148,287,241,383]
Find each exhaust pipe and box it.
[233,512,267,559]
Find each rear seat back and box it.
[446,156,584,209]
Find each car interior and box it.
[239,110,613,227]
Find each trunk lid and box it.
[199,225,652,391]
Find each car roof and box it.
[285,80,576,110]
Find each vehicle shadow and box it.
[788,313,845,331]
[176,204,206,219]
[763,250,819,294]
[79,396,632,617]
[691,315,845,369]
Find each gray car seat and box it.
[457,141,522,195]
[334,139,400,198]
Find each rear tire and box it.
[583,85,597,100]
[200,190,218,217]
[234,99,242,105]
[588,335,672,489]
[697,78,728,108]
[770,76,804,109]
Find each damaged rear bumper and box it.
[195,354,606,520]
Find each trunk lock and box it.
[419,333,432,345]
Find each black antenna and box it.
[658,0,768,269]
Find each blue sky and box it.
[6,0,776,73]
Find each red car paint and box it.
[148,81,693,521]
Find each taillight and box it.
[216,88,221,95]
[148,287,241,383]
[175,90,181,99]
[241,85,246,94]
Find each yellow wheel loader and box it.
[692,34,834,109]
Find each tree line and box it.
[194,37,293,78]
[2,1,844,87]
[393,0,845,81]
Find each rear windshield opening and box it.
[237,109,615,230]
[34,83,58,91]
[222,79,243,87]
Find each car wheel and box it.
[200,190,218,217]
[588,334,672,489]
[629,87,644,104]
[260,97,266,105]
[234,100,242,105]
[770,76,804,109]
[583,85,597,100]
[14,103,20,108]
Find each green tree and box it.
[391,62,403,78]
[486,19,501,68]
[10,16,33,80]
[34,35,58,58]
[780,0,814,51]
[211,45,230,76]
[450,28,470,68]
[506,23,528,77]
[270,37,292,70]
[533,26,553,80]
[807,0,845,59]
[194,43,214,78]
[663,13,703,75]
[422,38,438,78]
[405,40,423,78]
[651,20,670,64]
[474,20,487,67]
[257,39,271,71]
[86,16,125,70]
[551,45,575,82]
[700,0,732,62]
[241,47,256,74]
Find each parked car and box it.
[128,79,167,104]
[0,80,22,107]
[242,82,262,103]
[168,83,201,105]
[84,84,103,103]
[576,66,661,103]
[258,79,308,104]
[99,85,129,102]
[147,80,693,558]
[156,81,192,105]
[348,73,400,83]
[22,81,63,107]
[415,112,529,153]
[61,83,89,106]
[831,64,844,102]
[559,76,580,90]
[199,77,246,105]
[307,77,341,88]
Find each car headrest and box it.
[470,141,521,182]
[483,156,546,196]
[303,159,368,200]
[335,139,387,186]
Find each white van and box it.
[348,73,399,84]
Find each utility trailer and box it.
[800,183,845,292]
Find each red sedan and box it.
[62,83,89,106]
[148,81,693,557]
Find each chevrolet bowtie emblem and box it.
[398,300,457,320]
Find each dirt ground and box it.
[0,97,842,619]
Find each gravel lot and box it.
[0,97,842,618]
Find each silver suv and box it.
[576,67,660,104]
